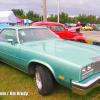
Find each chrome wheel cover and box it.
[35,69,42,90]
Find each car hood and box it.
[21,39,100,67]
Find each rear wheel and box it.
[35,64,53,96]
[77,39,85,43]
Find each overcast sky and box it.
[0,0,100,17]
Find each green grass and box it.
[0,62,100,100]
[86,40,93,44]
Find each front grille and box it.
[94,61,100,73]
[90,56,100,73]
[90,56,100,62]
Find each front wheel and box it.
[35,64,53,96]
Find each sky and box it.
[0,0,100,17]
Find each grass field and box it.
[0,40,100,100]
[86,40,93,44]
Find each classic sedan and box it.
[32,22,87,43]
[0,26,100,96]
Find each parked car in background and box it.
[64,23,76,28]
[81,25,92,31]
[92,24,100,31]
[0,26,100,96]
[32,22,87,43]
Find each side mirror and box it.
[7,39,14,44]
[7,39,13,42]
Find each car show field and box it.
[1,1,100,99]
[81,30,100,42]
[0,62,99,100]
[0,26,100,99]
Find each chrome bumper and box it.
[72,75,100,95]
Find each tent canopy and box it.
[23,19,33,24]
[0,11,17,23]
[16,16,24,23]
[0,23,11,27]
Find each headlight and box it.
[82,67,87,74]
[82,63,94,75]
[87,64,92,71]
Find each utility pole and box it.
[58,0,59,23]
[42,0,47,22]
[41,6,43,21]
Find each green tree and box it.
[87,15,96,24]
[73,17,79,23]
[47,14,54,22]
[26,10,34,19]
[11,9,98,24]
[11,9,24,16]
[78,14,87,24]
[97,17,100,24]
[20,14,27,19]
[54,15,58,22]
[59,12,68,23]
[26,11,39,22]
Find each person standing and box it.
[76,22,81,32]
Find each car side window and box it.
[39,25,50,29]
[52,25,64,31]
[0,29,17,43]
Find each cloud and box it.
[0,0,100,17]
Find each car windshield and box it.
[18,28,59,43]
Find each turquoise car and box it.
[93,24,100,31]
[0,26,100,96]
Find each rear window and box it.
[52,25,64,31]
[39,25,50,29]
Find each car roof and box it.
[1,26,47,30]
[32,22,64,27]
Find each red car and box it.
[32,22,87,43]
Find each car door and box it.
[0,28,21,68]
[51,25,67,39]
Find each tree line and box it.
[11,9,100,24]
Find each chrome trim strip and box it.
[0,51,18,58]
[19,58,27,62]
[82,69,93,76]
[16,29,20,44]
[0,60,28,74]
[72,75,100,88]
[0,51,27,62]
[72,81,99,95]
[82,71,93,80]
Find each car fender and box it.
[73,36,87,43]
[27,59,56,79]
